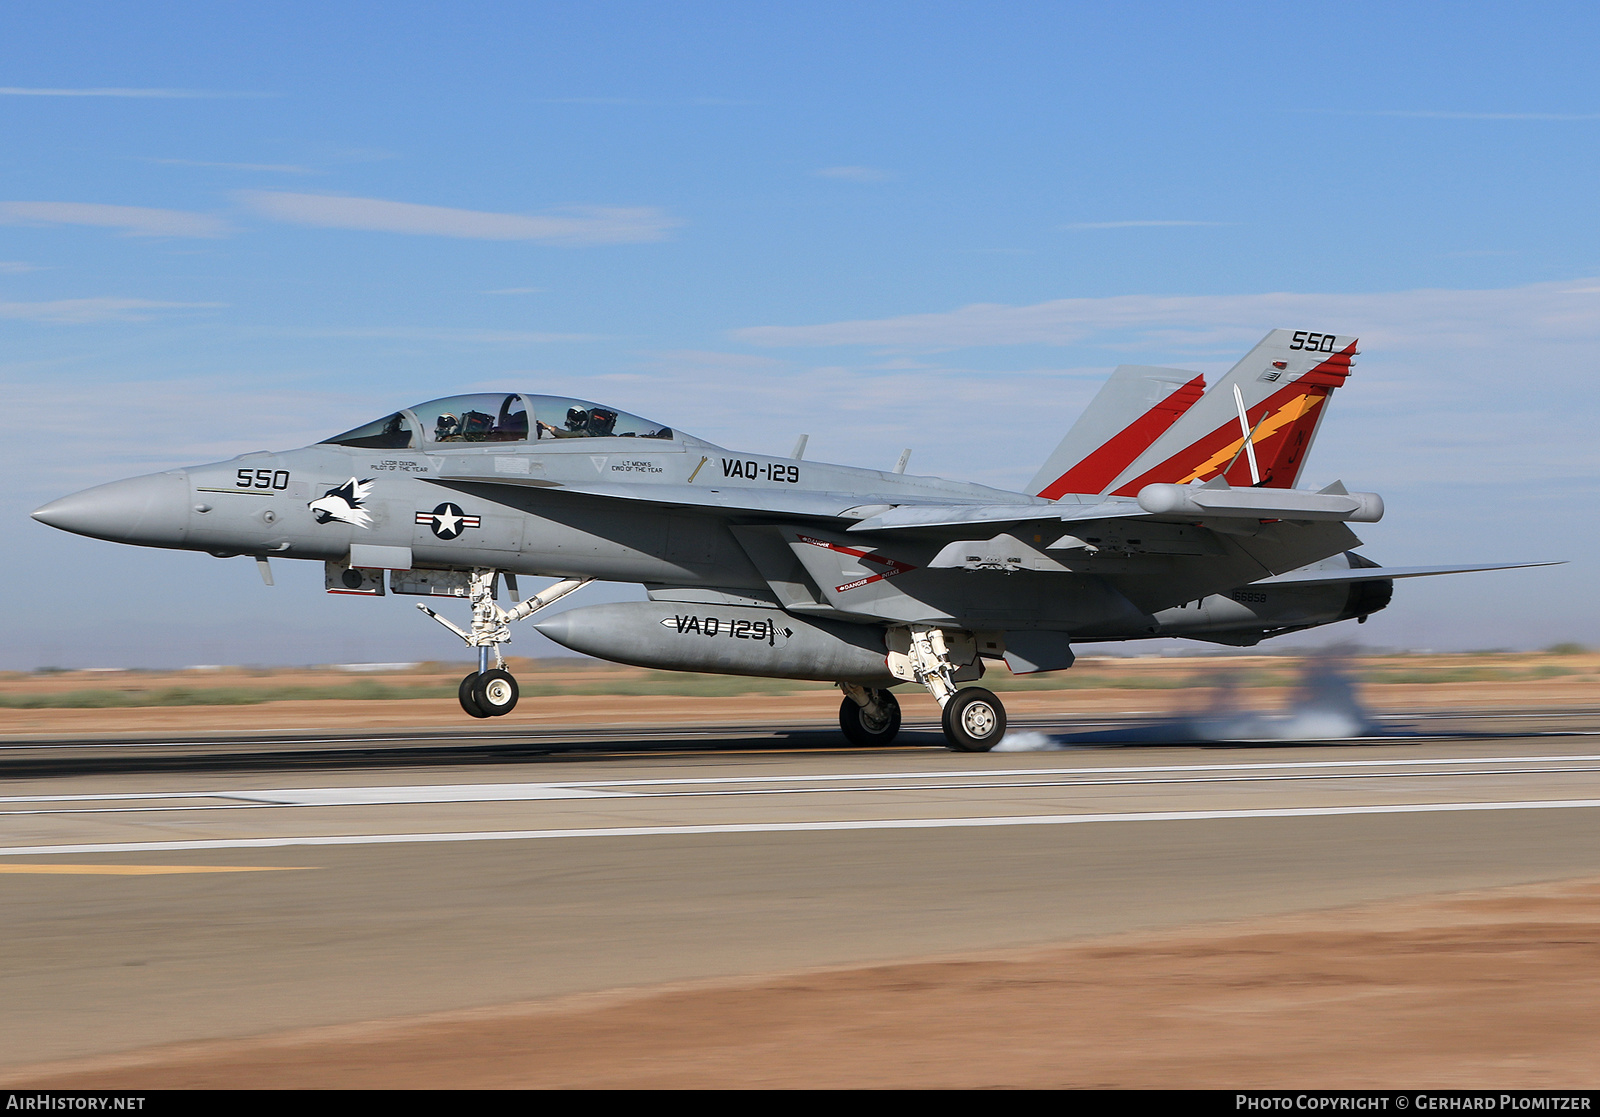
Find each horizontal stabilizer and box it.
[1251,560,1562,586]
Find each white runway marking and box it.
[4,752,1599,805]
[6,754,1600,816]
[3,797,1600,856]
[0,782,627,809]
[8,764,1600,816]
[226,783,626,806]
[507,753,1600,789]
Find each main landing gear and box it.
[940,686,1006,752]
[418,569,590,720]
[885,624,1008,752]
[837,684,902,747]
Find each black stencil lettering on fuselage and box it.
[236,468,291,490]
[721,458,799,483]
[671,615,777,646]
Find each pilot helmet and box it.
[565,406,588,429]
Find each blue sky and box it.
[3,2,1597,668]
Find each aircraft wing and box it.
[426,474,1033,522]
[844,501,1147,532]
[432,464,1384,536]
[1251,561,1562,586]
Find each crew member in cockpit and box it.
[538,406,618,438]
[538,407,589,438]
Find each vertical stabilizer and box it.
[1029,366,1206,499]
[1103,330,1357,495]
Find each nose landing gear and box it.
[419,570,590,719]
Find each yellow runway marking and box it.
[0,864,312,875]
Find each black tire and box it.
[459,672,491,718]
[472,668,519,716]
[838,689,902,747]
[941,687,1006,752]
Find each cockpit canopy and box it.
[322,393,675,450]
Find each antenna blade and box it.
[1232,383,1261,485]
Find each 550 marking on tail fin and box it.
[1290,331,1340,352]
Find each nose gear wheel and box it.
[458,673,491,718]
[472,668,519,716]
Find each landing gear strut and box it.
[886,624,1008,752]
[418,570,590,719]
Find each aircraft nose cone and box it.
[32,471,191,546]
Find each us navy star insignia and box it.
[415,502,480,540]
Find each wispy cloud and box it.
[237,192,680,245]
[642,349,787,373]
[0,260,39,274]
[732,277,1600,355]
[0,201,231,238]
[813,165,894,182]
[0,298,224,324]
[0,87,269,99]
[294,326,596,344]
[1063,220,1228,230]
[4,379,384,486]
[143,158,316,174]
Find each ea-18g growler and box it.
[32,330,1547,750]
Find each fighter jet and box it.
[31,329,1550,750]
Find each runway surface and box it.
[3,707,1599,1075]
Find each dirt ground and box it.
[13,875,1600,1089]
[2,651,1596,738]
